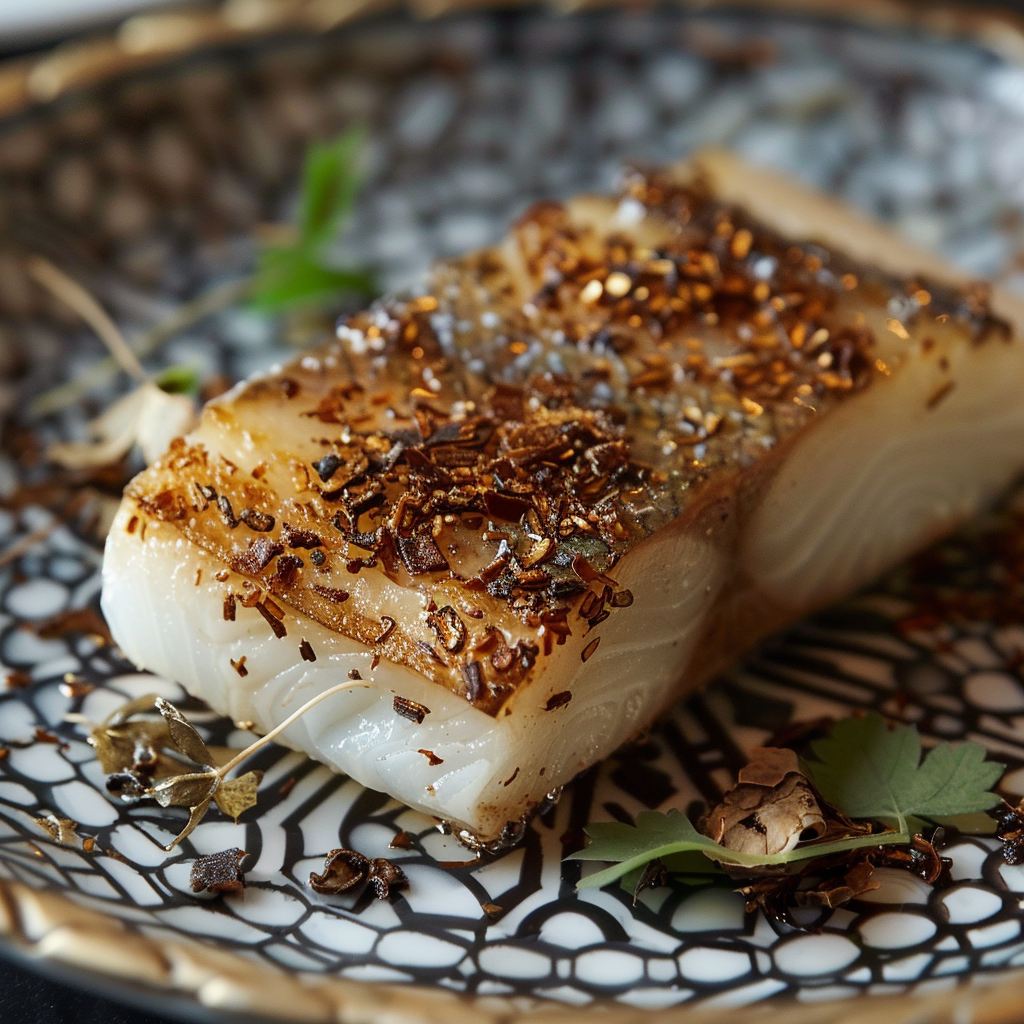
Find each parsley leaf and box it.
[250,125,377,313]
[804,712,1004,831]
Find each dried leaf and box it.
[34,815,79,846]
[366,858,408,900]
[213,771,264,823]
[309,849,369,894]
[308,849,408,900]
[46,382,196,469]
[155,698,215,768]
[702,749,826,860]
[168,795,214,850]
[190,848,247,895]
[149,771,218,810]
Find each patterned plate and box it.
[3,6,1024,1022]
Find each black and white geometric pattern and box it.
[2,6,1024,1010]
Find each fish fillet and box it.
[101,150,1024,846]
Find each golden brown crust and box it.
[126,159,1008,714]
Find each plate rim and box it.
[3,0,1024,124]
[1,869,1023,1022]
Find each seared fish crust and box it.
[103,151,1024,844]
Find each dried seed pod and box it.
[190,848,247,895]
[367,858,408,900]
[309,848,370,894]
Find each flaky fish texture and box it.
[103,150,1024,845]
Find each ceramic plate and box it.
[3,6,1024,1022]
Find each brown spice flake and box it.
[396,533,449,575]
[239,509,275,533]
[394,695,430,724]
[5,671,31,689]
[34,728,66,748]
[544,691,572,711]
[389,831,414,850]
[256,601,287,639]
[230,656,248,677]
[502,767,520,787]
[278,777,297,798]
[311,584,350,604]
[299,639,316,662]
[190,848,247,895]
[480,902,504,920]
[281,525,322,549]
[427,605,467,654]
[582,637,601,662]
[926,380,956,410]
[223,593,237,622]
[233,537,283,575]
[418,749,444,766]
[35,608,113,647]
[375,615,397,644]
[59,678,94,698]
[217,495,238,529]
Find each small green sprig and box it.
[571,714,1004,892]
[250,125,377,312]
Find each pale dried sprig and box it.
[28,255,198,468]
[103,682,370,850]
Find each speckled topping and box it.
[124,164,1008,714]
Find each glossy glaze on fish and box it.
[102,151,1024,845]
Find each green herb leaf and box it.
[250,248,376,313]
[250,126,378,313]
[155,364,200,396]
[570,809,908,891]
[298,125,365,249]
[804,713,1004,831]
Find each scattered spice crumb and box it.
[480,903,503,920]
[375,616,397,644]
[34,815,79,845]
[59,678,95,698]
[582,637,601,662]
[190,848,247,895]
[347,669,362,680]
[278,777,297,798]
[34,728,66,748]
[418,749,444,766]
[389,831,413,850]
[5,671,30,689]
[256,601,287,638]
[35,608,113,646]
[299,638,316,662]
[230,656,248,677]
[394,696,429,724]
[544,691,572,711]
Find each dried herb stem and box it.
[0,518,59,570]
[215,679,370,777]
[30,276,251,417]
[28,256,148,384]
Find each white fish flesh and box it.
[102,150,1024,846]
